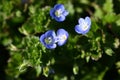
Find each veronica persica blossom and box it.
[40,30,57,49]
[50,4,69,22]
[57,29,69,46]
[75,16,91,35]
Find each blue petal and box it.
[40,30,57,49]
[46,44,57,49]
[75,24,83,34]
[50,8,55,19]
[40,34,45,45]
[78,18,86,27]
[45,30,56,38]
[85,16,91,27]
[63,10,69,16]
[55,15,65,22]
[57,40,66,46]
[45,30,57,45]
[57,29,69,37]
[82,28,90,35]
[75,24,90,35]
[57,29,69,46]
[54,4,65,11]
[75,17,91,35]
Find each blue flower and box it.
[50,4,69,22]
[56,29,69,46]
[40,29,69,49]
[75,16,91,35]
[40,30,57,49]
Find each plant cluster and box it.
[0,0,120,80]
[40,4,91,49]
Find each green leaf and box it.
[103,0,113,13]
[19,36,46,69]
[93,4,103,19]
[91,52,102,61]
[91,20,100,32]
[18,60,29,73]
[29,5,36,15]
[116,15,120,26]
[19,26,30,36]
[113,38,120,48]
[73,65,79,75]
[35,65,42,77]
[15,10,22,17]
[79,0,89,4]
[86,55,90,63]
[116,19,120,26]
[2,1,13,16]
[103,13,117,24]
[81,50,85,58]
[19,7,50,35]
[43,66,49,77]
[105,48,114,56]
[65,1,75,15]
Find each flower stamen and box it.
[45,37,53,44]
[83,25,88,31]
[61,35,67,41]
[55,9,62,17]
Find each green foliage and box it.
[19,6,50,35]
[0,0,120,80]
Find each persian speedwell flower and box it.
[40,29,69,49]
[56,29,69,46]
[50,4,69,22]
[40,30,57,49]
[75,16,91,35]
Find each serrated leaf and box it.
[113,38,120,48]
[18,60,29,73]
[73,65,79,75]
[116,20,120,26]
[15,10,22,17]
[93,4,103,19]
[105,48,114,56]
[35,65,42,77]
[19,7,50,35]
[43,66,49,77]
[65,1,75,15]
[19,27,29,35]
[91,52,102,61]
[91,20,100,32]
[103,0,113,13]
[103,13,116,24]
[116,17,120,26]
[84,52,92,62]
[86,56,90,63]
[2,1,13,15]
[29,5,36,15]
[81,50,85,58]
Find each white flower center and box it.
[82,22,88,31]
[58,34,67,41]
[55,9,62,17]
[45,37,53,44]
